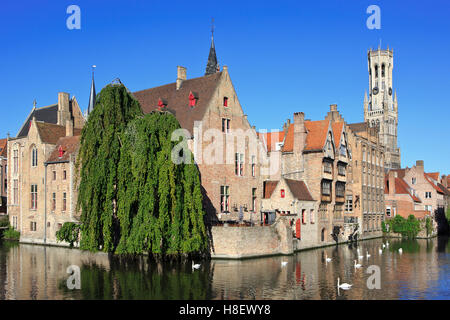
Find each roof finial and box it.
[33,99,37,108]
[87,65,97,116]
[205,18,219,75]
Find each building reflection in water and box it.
[0,237,448,300]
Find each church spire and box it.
[205,19,219,76]
[87,65,96,116]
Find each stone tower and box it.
[364,48,401,170]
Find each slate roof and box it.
[17,104,58,138]
[46,135,81,163]
[0,139,7,158]
[284,179,315,201]
[347,122,368,133]
[132,72,222,135]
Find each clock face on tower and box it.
[389,87,392,96]
[373,87,379,95]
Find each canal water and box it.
[0,237,449,300]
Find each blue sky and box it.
[1,0,449,173]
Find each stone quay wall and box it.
[210,217,293,259]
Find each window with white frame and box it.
[220,186,230,212]
[345,195,353,212]
[235,153,244,176]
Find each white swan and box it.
[398,248,403,254]
[354,260,362,269]
[337,277,352,290]
[281,261,288,267]
[386,242,389,248]
[325,253,332,263]
[357,248,364,260]
[379,248,383,254]
[192,262,201,270]
[366,250,371,259]
[382,243,386,249]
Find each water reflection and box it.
[0,237,449,300]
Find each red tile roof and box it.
[425,172,439,182]
[259,131,285,152]
[0,139,7,157]
[424,173,445,194]
[263,181,279,199]
[36,122,81,145]
[133,72,222,134]
[284,179,315,201]
[331,122,344,148]
[281,124,294,152]
[46,135,81,163]
[304,120,330,152]
[385,176,421,202]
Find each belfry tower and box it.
[364,48,401,170]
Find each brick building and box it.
[0,138,7,214]
[133,35,265,224]
[384,160,448,235]
[262,178,316,249]
[260,107,350,245]
[346,121,385,238]
[7,93,84,244]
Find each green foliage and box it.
[381,221,387,233]
[56,222,80,247]
[77,83,207,257]
[115,112,207,256]
[385,215,421,239]
[425,217,433,236]
[0,215,9,228]
[77,84,143,252]
[3,227,20,240]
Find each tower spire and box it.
[205,18,219,76]
[87,65,96,116]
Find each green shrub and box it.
[385,215,421,239]
[3,227,20,241]
[0,215,9,228]
[425,217,433,236]
[381,221,388,233]
[56,222,80,247]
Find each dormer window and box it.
[157,98,167,110]
[188,91,198,107]
[223,97,228,107]
[58,146,64,158]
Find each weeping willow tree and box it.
[115,112,207,258]
[76,83,207,258]
[77,83,143,252]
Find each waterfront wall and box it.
[210,217,293,259]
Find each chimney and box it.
[415,160,424,174]
[176,66,187,90]
[66,119,73,137]
[293,112,306,153]
[388,171,396,195]
[330,104,338,112]
[57,92,70,125]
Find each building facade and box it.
[364,48,401,170]
[133,37,265,225]
[260,107,350,246]
[346,121,385,238]
[0,138,7,214]
[7,93,84,244]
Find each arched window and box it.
[375,65,379,78]
[382,64,385,77]
[31,146,38,167]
